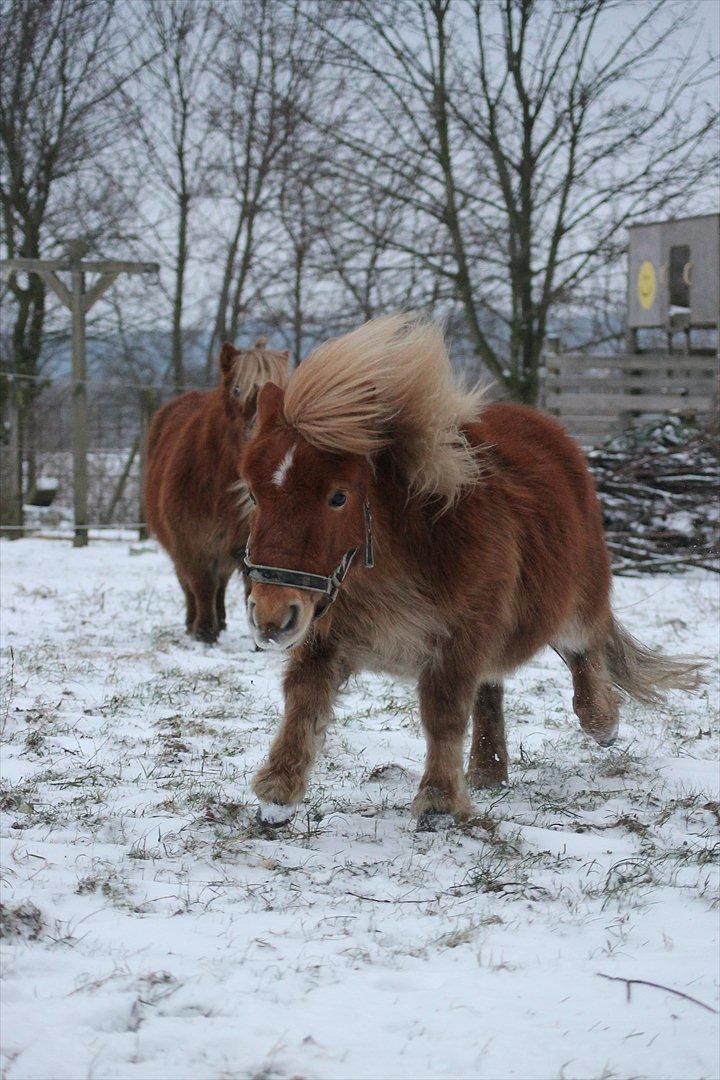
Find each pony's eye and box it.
[247,490,256,506]
[329,491,347,508]
[232,386,242,397]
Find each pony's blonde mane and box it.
[283,314,484,507]
[231,338,289,398]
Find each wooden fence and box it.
[543,351,719,444]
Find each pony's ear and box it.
[219,342,240,377]
[255,382,285,430]
[254,336,268,348]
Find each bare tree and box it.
[275,160,327,366]
[0,0,144,525]
[126,0,218,393]
[314,0,718,402]
[314,177,452,331]
[202,0,333,373]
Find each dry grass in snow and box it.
[1,540,718,1080]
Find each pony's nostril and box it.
[281,603,299,633]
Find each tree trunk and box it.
[292,247,304,368]
[228,211,258,344]
[171,192,189,393]
[204,207,247,379]
[138,389,159,540]
[429,1,510,394]
[7,266,46,527]
[101,436,139,525]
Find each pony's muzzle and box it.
[247,586,314,650]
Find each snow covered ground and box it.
[1,539,718,1080]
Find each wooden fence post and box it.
[0,379,23,538]
[137,388,158,541]
[71,266,89,547]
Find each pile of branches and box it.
[587,414,719,574]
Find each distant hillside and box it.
[2,309,625,391]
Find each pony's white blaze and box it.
[272,444,296,487]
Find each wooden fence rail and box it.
[543,351,719,444]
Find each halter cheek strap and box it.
[243,500,374,619]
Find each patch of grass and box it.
[0,900,44,941]
[76,864,133,908]
[583,856,657,909]
[435,920,484,949]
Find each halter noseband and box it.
[243,501,374,619]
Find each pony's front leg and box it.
[252,642,341,826]
[413,654,476,829]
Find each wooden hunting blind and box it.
[545,212,719,444]
[627,212,720,343]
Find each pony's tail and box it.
[605,617,706,706]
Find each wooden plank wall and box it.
[543,352,719,445]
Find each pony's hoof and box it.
[466,768,508,790]
[415,811,455,833]
[255,800,296,829]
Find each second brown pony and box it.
[144,339,288,642]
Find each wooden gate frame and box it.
[1,251,159,546]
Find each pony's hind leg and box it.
[467,682,508,789]
[177,574,197,633]
[185,566,221,644]
[564,646,620,747]
[215,573,230,632]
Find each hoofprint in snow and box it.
[1,540,718,1080]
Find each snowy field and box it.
[1,539,718,1080]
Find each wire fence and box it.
[2,370,211,393]
[3,352,718,560]
[1,369,191,542]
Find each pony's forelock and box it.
[230,342,288,399]
[282,314,485,508]
[225,343,288,511]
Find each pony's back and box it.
[145,390,207,463]
[471,401,611,647]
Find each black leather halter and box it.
[243,501,374,619]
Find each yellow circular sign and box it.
[637,260,656,310]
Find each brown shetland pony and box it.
[239,314,703,830]
[144,339,288,643]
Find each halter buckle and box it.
[364,500,374,569]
